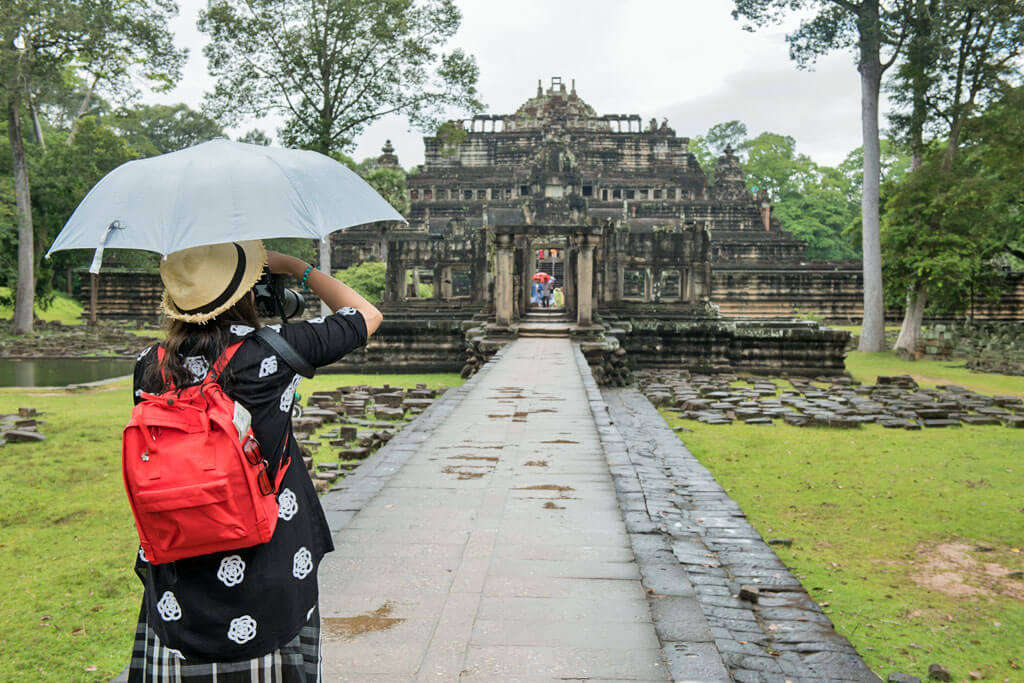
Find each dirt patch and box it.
[487,414,512,419]
[540,439,578,444]
[909,542,1024,600]
[322,602,404,640]
[524,460,548,467]
[543,501,565,510]
[448,455,499,462]
[441,466,488,480]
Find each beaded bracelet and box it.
[300,264,314,290]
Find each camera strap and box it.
[255,326,315,379]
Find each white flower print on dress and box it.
[306,605,316,621]
[137,346,152,361]
[138,547,147,563]
[227,615,257,644]
[279,374,302,413]
[165,646,186,660]
[217,555,246,587]
[336,307,358,316]
[183,356,209,382]
[268,324,281,333]
[258,355,278,379]
[230,324,255,337]
[292,546,313,580]
[307,316,325,324]
[277,488,298,521]
[156,591,182,621]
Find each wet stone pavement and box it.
[318,339,878,681]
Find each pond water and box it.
[0,358,135,387]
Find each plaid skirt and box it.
[126,604,322,683]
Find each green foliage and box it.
[435,120,468,158]
[696,122,863,260]
[199,0,482,155]
[689,119,747,178]
[335,261,386,303]
[882,86,1024,314]
[360,165,410,215]
[106,103,224,156]
[237,128,272,146]
[264,238,316,263]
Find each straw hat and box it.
[160,240,267,323]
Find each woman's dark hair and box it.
[146,291,262,393]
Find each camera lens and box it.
[280,289,306,319]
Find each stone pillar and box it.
[494,232,515,327]
[576,238,595,327]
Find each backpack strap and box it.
[255,326,315,379]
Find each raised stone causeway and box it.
[313,338,880,681]
[596,381,877,682]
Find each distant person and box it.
[531,280,542,305]
[554,286,564,309]
[542,279,553,308]
[125,241,381,681]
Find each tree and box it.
[200,0,479,304]
[199,0,481,155]
[107,103,225,156]
[689,120,748,178]
[883,86,1024,332]
[732,0,911,351]
[886,0,1024,352]
[1,0,182,334]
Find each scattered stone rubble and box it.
[637,370,1024,429]
[0,407,45,445]
[290,383,445,492]
[0,320,156,358]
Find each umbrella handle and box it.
[89,221,124,274]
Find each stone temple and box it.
[333,77,849,380]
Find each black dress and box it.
[127,308,366,675]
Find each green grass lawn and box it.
[662,353,1024,681]
[0,371,461,681]
[0,289,85,326]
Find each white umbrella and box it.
[45,139,406,272]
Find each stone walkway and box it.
[318,338,874,681]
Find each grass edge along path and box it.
[0,372,461,681]
[659,352,1024,682]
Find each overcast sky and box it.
[151,0,888,168]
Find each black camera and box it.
[253,267,306,320]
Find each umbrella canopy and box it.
[46,139,406,272]
[532,272,552,283]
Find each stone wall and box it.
[711,267,1024,322]
[77,270,164,321]
[613,318,850,376]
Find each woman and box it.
[127,240,381,681]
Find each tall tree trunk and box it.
[8,94,35,335]
[857,3,886,352]
[28,92,45,151]
[894,288,926,353]
[65,75,99,146]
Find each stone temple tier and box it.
[328,77,849,380]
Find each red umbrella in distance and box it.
[532,272,552,283]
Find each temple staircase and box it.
[518,308,573,337]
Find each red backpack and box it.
[122,342,290,565]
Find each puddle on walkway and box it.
[524,460,548,467]
[516,484,574,492]
[322,602,404,640]
[441,466,488,480]
[541,439,578,444]
[439,444,505,450]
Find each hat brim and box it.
[161,241,267,324]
